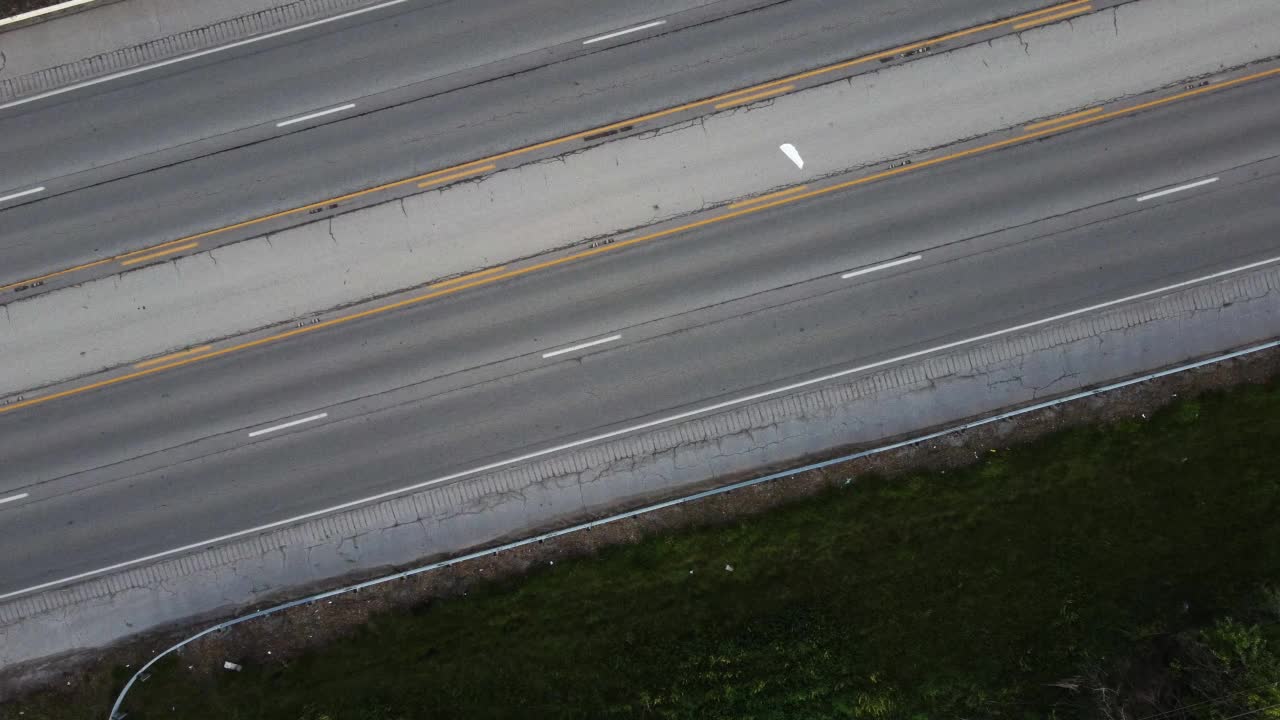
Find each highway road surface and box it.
[0,70,1277,598]
[0,0,1071,291]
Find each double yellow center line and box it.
[4,64,1275,417]
[0,0,1094,294]
[1012,2,1092,30]
[1024,106,1103,132]
[715,85,796,110]
[120,242,199,267]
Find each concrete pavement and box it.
[1,0,1279,683]
[0,0,1060,282]
[2,0,1277,399]
[0,0,750,181]
[1,0,396,97]
[2,77,1278,595]
[4,241,1277,677]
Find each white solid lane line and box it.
[1136,177,1219,202]
[842,254,922,279]
[0,493,29,506]
[542,334,623,358]
[276,103,357,127]
[248,413,329,438]
[582,20,666,45]
[0,0,408,112]
[4,254,1279,602]
[0,186,45,204]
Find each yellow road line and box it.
[4,65,1276,418]
[0,257,115,291]
[1012,5,1091,30]
[714,85,795,110]
[425,265,507,290]
[0,1,1096,295]
[1009,0,1089,22]
[729,186,809,209]
[1024,106,1103,131]
[119,242,198,267]
[416,164,496,189]
[134,346,213,369]
[710,85,777,103]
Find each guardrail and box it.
[108,337,1280,719]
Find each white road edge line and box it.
[582,20,666,45]
[542,334,623,358]
[3,254,1278,602]
[1136,177,1219,202]
[276,103,357,127]
[247,413,329,438]
[0,186,45,204]
[0,0,409,112]
[0,493,29,506]
[842,254,922,279]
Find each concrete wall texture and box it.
[2,256,1278,674]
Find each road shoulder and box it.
[0,0,393,103]
[2,257,1277,691]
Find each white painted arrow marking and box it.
[779,143,804,169]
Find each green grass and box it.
[12,379,1280,719]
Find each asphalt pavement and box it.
[0,0,1060,287]
[1,75,1277,596]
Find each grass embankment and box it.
[15,379,1280,719]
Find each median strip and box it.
[0,0,1096,295]
[0,65,1275,417]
